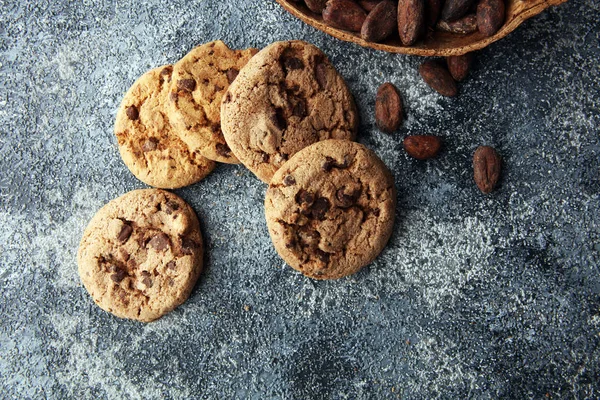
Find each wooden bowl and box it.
[275,0,568,56]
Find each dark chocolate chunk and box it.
[215,143,232,157]
[311,197,331,220]
[163,201,180,215]
[117,223,133,243]
[141,271,153,288]
[126,105,139,121]
[336,187,360,208]
[322,156,336,172]
[160,66,173,76]
[315,62,328,89]
[292,98,307,118]
[272,107,287,130]
[226,68,239,83]
[283,56,305,72]
[177,78,196,92]
[295,189,315,206]
[148,233,170,251]
[283,175,296,186]
[142,138,158,152]
[181,237,198,255]
[314,249,331,263]
[111,268,127,283]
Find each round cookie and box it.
[77,189,203,322]
[115,65,215,189]
[168,41,258,164]
[265,140,396,280]
[221,40,358,183]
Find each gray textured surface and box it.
[1,0,599,398]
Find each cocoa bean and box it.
[403,135,441,159]
[441,0,476,22]
[425,0,443,28]
[446,52,473,81]
[398,0,426,46]
[436,14,478,34]
[361,0,397,42]
[375,82,403,133]
[419,60,458,97]
[359,0,383,12]
[473,146,501,193]
[322,0,367,32]
[477,0,505,37]
[305,0,328,13]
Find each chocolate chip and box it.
[271,107,287,130]
[169,91,179,102]
[226,68,239,83]
[336,187,360,208]
[126,105,139,121]
[322,156,350,171]
[311,197,330,220]
[177,78,196,92]
[314,249,331,263]
[315,62,328,89]
[292,98,307,118]
[117,223,133,243]
[214,84,224,92]
[322,157,336,172]
[215,143,232,157]
[142,138,158,152]
[261,152,270,163]
[283,175,296,186]
[163,201,180,215]
[372,208,381,217]
[285,238,297,248]
[148,233,170,251]
[295,189,315,206]
[283,56,305,72]
[111,268,127,283]
[141,271,153,288]
[167,260,177,270]
[181,237,198,255]
[160,66,173,76]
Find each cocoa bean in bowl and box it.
[275,0,568,56]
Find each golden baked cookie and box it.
[115,65,215,189]
[168,41,258,164]
[265,140,396,280]
[221,40,358,183]
[77,189,203,322]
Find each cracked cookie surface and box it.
[77,189,203,322]
[221,40,358,183]
[265,140,396,280]
[168,41,258,164]
[115,66,215,189]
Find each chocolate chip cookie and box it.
[265,140,396,280]
[221,40,358,183]
[115,65,215,189]
[168,41,258,164]
[77,189,203,322]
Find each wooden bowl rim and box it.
[275,0,568,56]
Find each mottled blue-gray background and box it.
[1,0,599,398]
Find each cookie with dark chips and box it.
[221,40,358,183]
[265,140,396,279]
[168,41,258,164]
[115,66,215,189]
[77,189,203,322]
